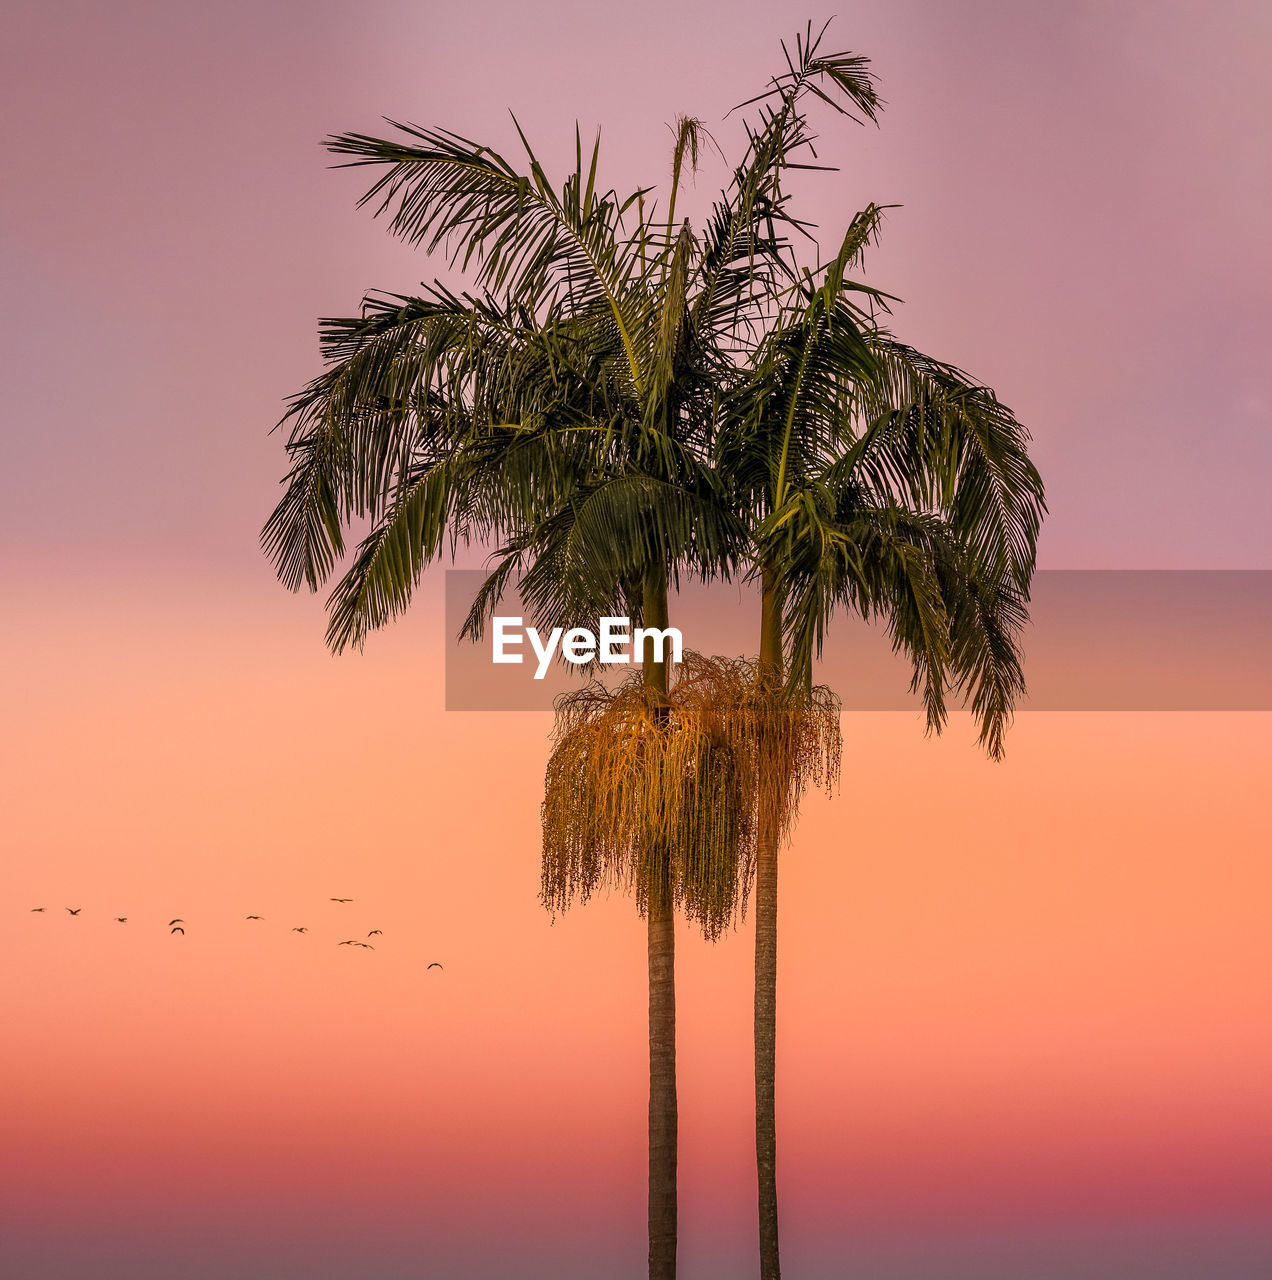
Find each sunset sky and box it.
[2,2,1270,1277]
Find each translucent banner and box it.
[444,570,1272,712]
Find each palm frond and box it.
[325,122,654,395]
[261,426,348,592]
[323,459,457,652]
[850,337,1046,589]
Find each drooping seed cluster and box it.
[541,652,842,940]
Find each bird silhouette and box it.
[168,919,183,927]
[170,926,185,935]
[66,908,81,916]
[116,917,128,923]
[31,907,46,912]
[246,915,264,920]
[291,927,308,934]
[354,942,374,950]
[338,940,355,946]
[427,963,443,971]
[367,930,382,937]
[329,898,353,904]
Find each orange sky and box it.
[4,575,1269,1276]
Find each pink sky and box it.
[2,0,1268,576]
[1,2,1270,1277]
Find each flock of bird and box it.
[26,901,444,968]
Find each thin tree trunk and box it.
[756,566,783,1280]
[648,878,677,1280]
[644,566,677,1280]
[755,816,780,1278]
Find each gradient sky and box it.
[2,2,1270,1277]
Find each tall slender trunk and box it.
[756,565,783,1280]
[644,566,677,1280]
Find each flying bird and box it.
[170,926,185,935]
[329,898,353,904]
[367,930,382,937]
[168,919,183,927]
[427,963,443,971]
[246,915,264,920]
[354,942,374,950]
[338,940,355,946]
[291,927,308,934]
[116,917,128,923]
[66,908,82,915]
[31,907,46,912]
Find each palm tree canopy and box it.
[262,18,1042,747]
[711,204,1045,756]
[262,22,889,655]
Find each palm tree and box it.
[714,210,1046,1278]
[261,89,776,1280]
[262,162,716,1276]
[261,27,933,1278]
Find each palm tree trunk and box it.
[756,565,783,1280]
[644,566,677,1280]
[755,818,780,1278]
[648,877,677,1280]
